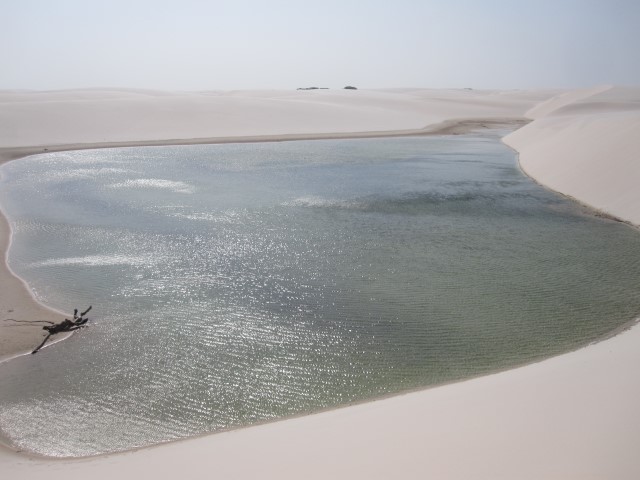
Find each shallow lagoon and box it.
[1,131,640,456]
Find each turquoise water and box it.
[1,132,640,457]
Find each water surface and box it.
[1,132,639,456]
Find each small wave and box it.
[109,178,194,194]
[283,196,363,209]
[33,255,149,268]
[46,168,135,181]
[162,208,254,224]
[180,211,243,223]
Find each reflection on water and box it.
[1,133,639,456]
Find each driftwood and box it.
[31,306,92,354]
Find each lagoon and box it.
[1,131,640,457]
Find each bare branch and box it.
[31,306,93,354]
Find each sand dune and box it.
[505,85,640,225]
[523,84,612,118]
[1,86,640,479]
[0,88,548,147]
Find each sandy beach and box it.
[1,86,640,478]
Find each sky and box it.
[2,0,640,91]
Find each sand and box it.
[1,86,640,479]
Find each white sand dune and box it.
[505,85,640,225]
[1,86,639,479]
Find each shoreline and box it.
[2,86,639,478]
[0,200,67,362]
[504,142,636,229]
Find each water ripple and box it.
[0,135,639,456]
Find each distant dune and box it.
[0,88,551,147]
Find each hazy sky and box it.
[2,0,639,91]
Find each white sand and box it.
[1,86,640,479]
